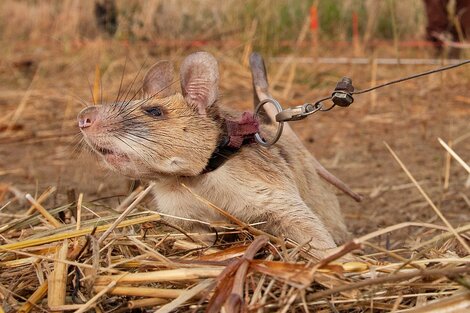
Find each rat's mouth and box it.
[88,142,115,156]
[94,145,114,155]
[89,142,130,163]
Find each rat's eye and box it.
[144,107,163,118]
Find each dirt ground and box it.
[0,41,469,246]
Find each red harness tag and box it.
[225,112,259,149]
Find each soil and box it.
[0,41,469,246]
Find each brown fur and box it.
[77,52,350,257]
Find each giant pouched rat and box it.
[78,52,350,257]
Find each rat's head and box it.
[77,52,221,178]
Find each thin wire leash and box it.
[254,59,470,147]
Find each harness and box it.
[202,112,259,173]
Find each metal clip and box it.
[275,103,321,122]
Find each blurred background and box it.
[1,0,469,56]
[0,0,469,237]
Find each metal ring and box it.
[254,98,284,147]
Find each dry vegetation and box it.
[0,0,469,312]
[0,1,426,47]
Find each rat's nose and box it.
[77,106,99,129]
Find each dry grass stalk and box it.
[172,239,220,254]
[25,193,62,228]
[307,265,469,301]
[17,281,48,313]
[25,186,57,216]
[370,56,378,110]
[0,214,160,251]
[404,291,470,313]
[128,297,168,309]
[0,256,36,268]
[362,241,424,270]
[7,66,40,131]
[75,193,83,231]
[412,223,470,250]
[443,139,453,190]
[389,0,400,59]
[384,142,470,254]
[74,280,117,313]
[97,182,155,244]
[198,244,248,261]
[47,240,69,311]
[115,185,144,213]
[281,16,310,99]
[242,19,258,68]
[127,236,175,268]
[93,286,185,298]
[93,64,101,105]
[1,248,100,272]
[155,279,215,313]
[47,304,83,311]
[438,137,470,174]
[96,268,223,285]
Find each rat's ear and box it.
[180,52,219,114]
[142,60,175,98]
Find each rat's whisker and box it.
[114,55,129,105]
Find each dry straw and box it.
[0,159,468,312]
